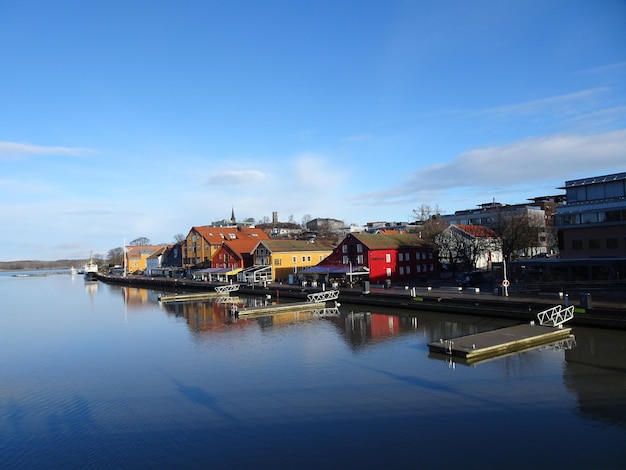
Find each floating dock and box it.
[234,301,328,318]
[428,323,573,363]
[158,292,228,302]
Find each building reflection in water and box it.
[327,311,419,350]
[564,327,626,429]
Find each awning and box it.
[299,265,369,276]
[196,267,242,275]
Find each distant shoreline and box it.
[0,260,87,271]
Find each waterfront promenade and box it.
[98,274,626,329]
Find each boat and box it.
[84,256,99,281]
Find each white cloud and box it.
[292,153,345,190]
[206,169,269,185]
[353,129,626,206]
[0,141,95,159]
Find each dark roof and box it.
[350,232,430,249]
[562,172,626,188]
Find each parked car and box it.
[457,271,484,287]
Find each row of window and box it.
[398,252,433,261]
[570,237,625,250]
[274,255,323,266]
[398,264,436,275]
[566,180,625,203]
[556,209,626,226]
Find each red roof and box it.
[192,226,268,244]
[453,224,499,238]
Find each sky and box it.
[1,0,625,261]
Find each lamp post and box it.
[348,260,352,287]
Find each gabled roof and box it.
[220,238,261,259]
[451,224,499,238]
[146,246,167,259]
[256,240,334,253]
[349,233,430,249]
[191,226,268,244]
[126,245,167,259]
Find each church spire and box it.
[231,207,236,224]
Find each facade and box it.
[182,226,268,268]
[317,233,439,284]
[554,172,626,259]
[145,246,166,275]
[252,240,334,282]
[161,244,183,268]
[211,238,259,270]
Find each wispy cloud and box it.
[467,88,610,120]
[341,134,372,143]
[574,61,626,76]
[0,141,95,159]
[206,169,269,186]
[353,129,626,205]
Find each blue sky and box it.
[1,0,625,261]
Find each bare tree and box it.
[435,226,500,272]
[301,214,312,227]
[412,204,447,242]
[173,233,186,243]
[107,247,124,266]
[130,237,151,246]
[491,210,544,261]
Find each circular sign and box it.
[502,279,510,287]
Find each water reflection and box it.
[565,327,626,429]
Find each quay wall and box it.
[97,274,626,330]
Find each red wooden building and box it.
[316,232,439,284]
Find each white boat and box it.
[84,256,99,281]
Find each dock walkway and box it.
[428,323,573,363]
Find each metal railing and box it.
[536,305,574,327]
[307,290,340,303]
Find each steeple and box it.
[231,207,236,224]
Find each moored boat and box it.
[84,256,99,281]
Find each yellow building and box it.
[252,240,334,282]
[125,245,166,274]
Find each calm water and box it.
[1,271,625,469]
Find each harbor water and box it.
[1,271,625,468]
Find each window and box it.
[607,237,618,249]
[399,253,404,262]
[581,212,598,224]
[357,255,363,264]
[342,255,348,264]
[307,256,311,262]
[302,256,306,262]
[589,239,601,250]
[357,244,363,253]
[572,239,583,250]
[385,253,391,263]
[406,266,411,274]
[274,259,281,266]
[399,267,404,275]
[342,245,348,253]
[386,267,392,277]
[292,256,297,263]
